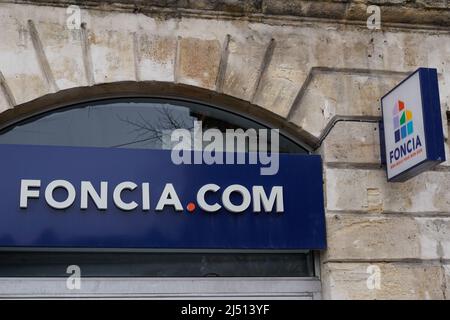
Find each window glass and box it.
[0,252,314,277]
[0,98,307,154]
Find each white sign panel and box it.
[382,72,426,179]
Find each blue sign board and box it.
[380,68,446,182]
[0,144,326,250]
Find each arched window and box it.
[0,98,315,279]
[0,98,309,153]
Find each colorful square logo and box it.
[393,100,413,143]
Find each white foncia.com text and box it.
[20,180,284,213]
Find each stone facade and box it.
[0,0,449,299]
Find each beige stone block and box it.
[444,265,450,299]
[322,121,381,164]
[177,37,221,90]
[417,218,450,260]
[32,21,88,90]
[85,11,138,84]
[136,35,176,82]
[252,36,308,118]
[325,214,422,261]
[326,214,450,260]
[380,32,407,72]
[88,29,136,84]
[222,37,267,101]
[402,33,429,70]
[322,262,444,300]
[311,30,345,69]
[325,168,450,213]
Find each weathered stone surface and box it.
[440,139,450,167]
[85,11,137,84]
[289,70,406,139]
[325,214,450,261]
[252,36,308,118]
[444,265,450,299]
[325,214,421,261]
[135,35,176,82]
[325,168,450,213]
[322,262,445,300]
[177,37,221,90]
[222,37,267,102]
[417,218,450,260]
[323,262,446,300]
[321,121,381,164]
[32,19,88,90]
[0,4,50,105]
[0,90,10,113]
[10,1,450,28]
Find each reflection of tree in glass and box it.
[113,105,268,152]
[113,106,193,148]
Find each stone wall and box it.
[0,0,449,299]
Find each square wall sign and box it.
[380,68,446,182]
